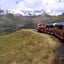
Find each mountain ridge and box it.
[0,9,54,16]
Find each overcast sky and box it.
[0,0,64,15]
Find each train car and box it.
[52,23,58,35]
[55,22,64,39]
[45,23,53,34]
[37,22,64,40]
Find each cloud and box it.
[43,0,64,15]
[16,0,24,4]
[15,0,43,11]
[0,0,64,15]
[58,0,64,2]
[0,0,17,10]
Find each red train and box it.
[37,22,64,40]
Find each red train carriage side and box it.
[56,22,64,39]
[45,23,53,34]
[61,26,64,39]
[37,22,64,40]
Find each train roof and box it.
[45,23,53,27]
[45,22,64,27]
[56,22,64,26]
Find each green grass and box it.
[0,29,60,64]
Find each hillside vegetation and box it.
[0,29,61,64]
[0,13,36,35]
[49,14,64,23]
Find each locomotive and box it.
[37,22,64,40]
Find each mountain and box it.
[0,9,64,35]
[0,9,49,16]
[21,10,47,16]
[0,10,52,35]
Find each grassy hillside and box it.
[0,14,29,34]
[32,15,50,24]
[0,29,61,64]
[48,13,64,23]
[0,13,36,34]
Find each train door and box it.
[61,26,64,39]
[52,26,58,35]
[57,26,62,38]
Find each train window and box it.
[62,26,64,30]
[58,26,62,29]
